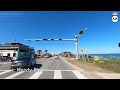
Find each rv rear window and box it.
[13,53,16,57]
[7,53,10,57]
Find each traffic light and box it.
[35,40,40,41]
[79,30,84,35]
[43,39,48,40]
[51,39,54,40]
[79,30,86,35]
[119,43,120,47]
[59,39,62,40]
[79,28,87,35]
[28,39,34,42]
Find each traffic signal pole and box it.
[24,28,87,59]
[75,28,87,59]
[75,36,79,59]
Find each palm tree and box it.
[63,51,75,58]
[37,50,42,56]
[45,50,48,54]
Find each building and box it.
[37,50,43,57]
[0,42,34,60]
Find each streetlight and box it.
[75,28,87,59]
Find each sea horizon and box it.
[88,54,120,60]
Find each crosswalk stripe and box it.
[0,70,12,76]
[42,70,80,71]
[54,70,62,79]
[4,71,25,79]
[0,62,11,64]
[29,71,43,79]
[72,71,87,79]
[0,70,88,79]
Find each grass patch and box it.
[95,60,120,73]
[65,58,120,73]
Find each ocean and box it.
[77,54,120,60]
[87,54,120,60]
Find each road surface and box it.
[0,57,104,79]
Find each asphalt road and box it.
[0,57,103,79]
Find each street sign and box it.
[86,48,88,52]
[79,49,88,52]
[81,49,85,52]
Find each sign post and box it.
[86,48,89,61]
[81,49,84,60]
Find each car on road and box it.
[11,53,36,71]
[54,55,59,59]
[44,55,50,58]
[44,53,50,58]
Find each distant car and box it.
[44,53,51,58]
[54,55,59,59]
[44,55,50,58]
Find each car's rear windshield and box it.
[17,57,30,61]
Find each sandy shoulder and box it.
[61,57,120,79]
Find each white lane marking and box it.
[0,62,11,64]
[54,70,62,79]
[0,70,12,76]
[0,70,12,71]
[39,70,82,72]
[29,71,43,79]
[5,71,25,79]
[72,71,87,79]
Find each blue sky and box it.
[0,11,120,54]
